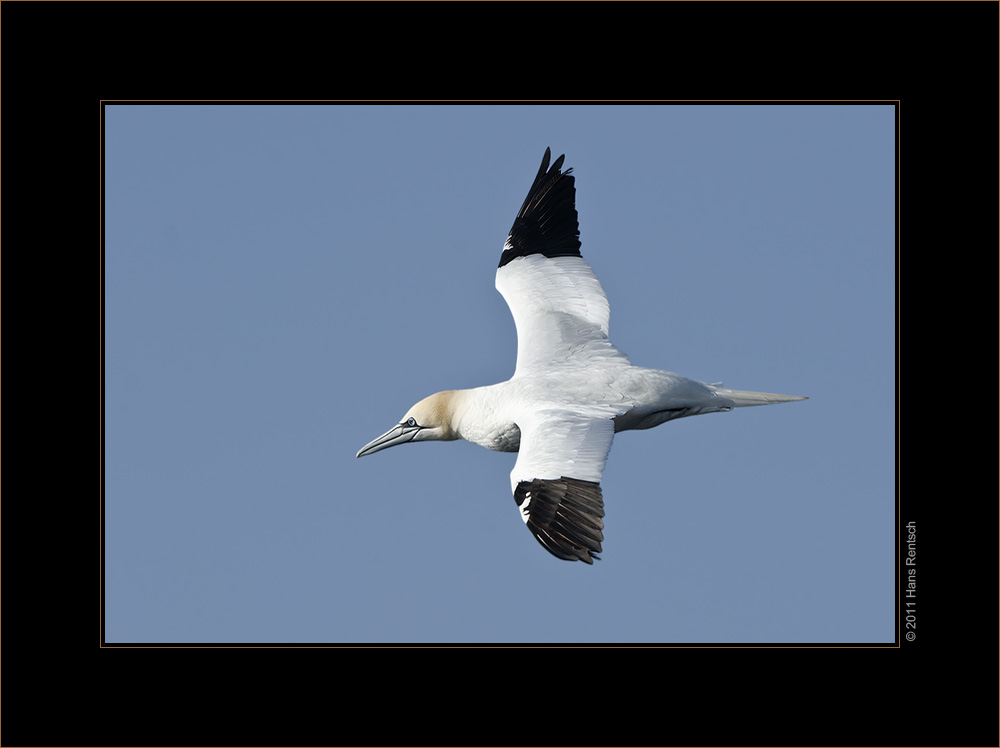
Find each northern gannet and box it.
[357,148,806,563]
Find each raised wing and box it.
[495,148,628,377]
[510,412,615,563]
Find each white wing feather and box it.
[495,255,629,377]
[510,411,615,494]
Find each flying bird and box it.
[357,148,805,563]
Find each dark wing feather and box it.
[499,147,582,268]
[514,477,605,563]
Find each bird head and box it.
[356,391,460,458]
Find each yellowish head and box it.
[356,391,460,458]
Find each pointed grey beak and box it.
[356,422,422,458]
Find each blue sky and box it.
[103,104,896,644]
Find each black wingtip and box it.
[515,476,604,563]
[499,148,581,268]
[539,146,551,173]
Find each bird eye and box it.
[406,417,417,427]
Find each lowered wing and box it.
[510,411,615,563]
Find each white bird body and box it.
[357,149,805,563]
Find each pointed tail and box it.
[712,386,808,408]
